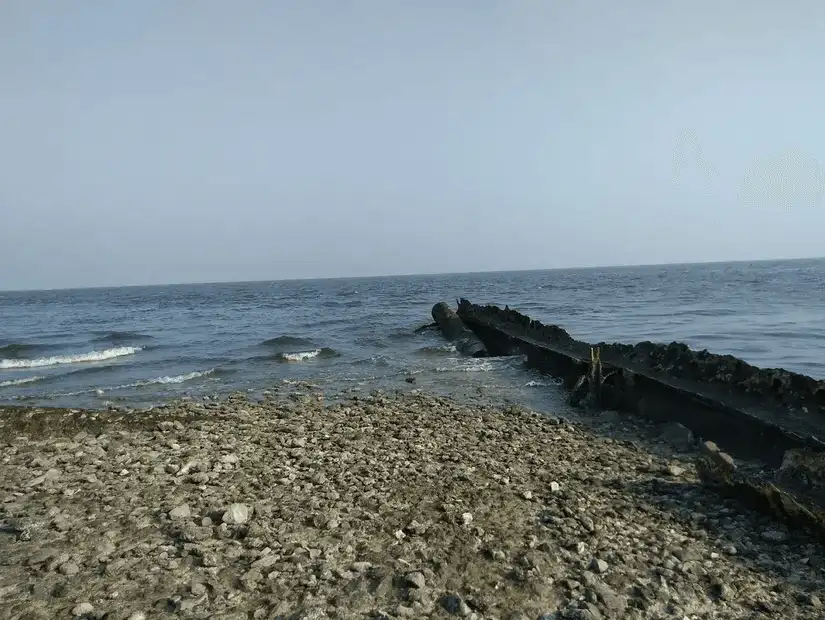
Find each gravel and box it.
[1,389,823,619]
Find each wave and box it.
[436,359,497,373]
[276,347,339,362]
[0,346,142,370]
[91,331,154,345]
[117,369,216,389]
[260,335,315,348]
[0,343,45,358]
[435,355,526,374]
[416,343,458,356]
[0,376,44,388]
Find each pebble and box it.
[666,464,686,477]
[222,503,251,525]
[71,603,94,616]
[761,529,789,543]
[169,504,191,520]
[406,571,426,589]
[1,390,822,620]
[59,561,80,576]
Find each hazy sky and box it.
[2,2,825,290]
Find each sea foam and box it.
[0,376,44,387]
[0,346,142,369]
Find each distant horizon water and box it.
[2,258,823,412]
[2,254,823,294]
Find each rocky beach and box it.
[2,387,824,620]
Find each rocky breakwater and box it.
[456,299,825,419]
[455,299,825,460]
[3,390,825,619]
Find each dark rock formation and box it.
[456,298,825,467]
[457,298,825,416]
[431,302,487,358]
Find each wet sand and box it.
[1,387,823,620]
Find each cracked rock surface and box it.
[1,390,824,619]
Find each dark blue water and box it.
[2,258,824,410]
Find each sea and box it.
[1,258,824,412]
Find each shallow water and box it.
[1,258,823,410]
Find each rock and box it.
[71,603,94,617]
[59,561,80,576]
[550,481,561,493]
[522,490,533,500]
[169,504,191,520]
[27,468,61,487]
[406,571,426,589]
[350,561,372,572]
[126,613,146,620]
[440,593,464,614]
[461,512,473,526]
[589,558,608,574]
[222,503,251,525]
[665,464,685,477]
[761,529,789,543]
[722,544,737,555]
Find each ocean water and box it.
[1,258,824,411]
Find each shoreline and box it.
[2,388,824,619]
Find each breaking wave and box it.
[276,348,339,362]
[0,376,44,388]
[0,346,142,369]
[119,369,216,388]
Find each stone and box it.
[59,562,80,576]
[406,571,426,589]
[761,529,789,543]
[440,593,464,614]
[550,481,561,493]
[665,464,686,477]
[222,503,251,525]
[71,603,94,616]
[169,504,191,520]
[350,561,372,572]
[461,512,473,526]
[589,558,608,574]
[126,613,147,620]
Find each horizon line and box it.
[2,255,823,294]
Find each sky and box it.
[1,2,825,290]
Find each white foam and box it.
[0,376,44,387]
[436,359,496,373]
[0,346,142,369]
[116,369,215,389]
[148,369,214,385]
[281,350,321,362]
